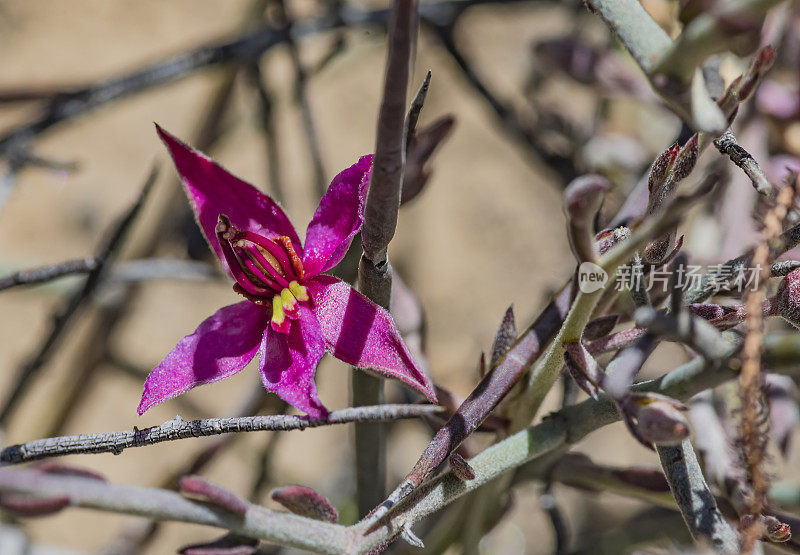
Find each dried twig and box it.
[714,130,774,197]
[739,177,797,550]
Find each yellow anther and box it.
[280,288,297,311]
[271,295,286,324]
[289,281,309,301]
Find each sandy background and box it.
[2,1,794,554]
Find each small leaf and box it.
[777,268,800,329]
[271,485,338,523]
[401,523,425,548]
[563,341,603,399]
[0,493,70,517]
[621,393,690,447]
[179,476,249,516]
[583,314,618,340]
[648,143,679,194]
[179,533,259,555]
[402,116,455,205]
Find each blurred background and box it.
[0,1,798,553]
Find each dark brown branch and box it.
[247,62,285,202]
[0,0,534,160]
[275,0,328,198]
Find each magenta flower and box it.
[137,126,436,418]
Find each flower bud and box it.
[762,515,792,542]
[621,393,690,447]
[777,268,800,329]
[635,399,690,446]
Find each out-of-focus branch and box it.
[585,0,672,76]
[0,166,158,425]
[651,0,783,83]
[0,468,355,554]
[684,218,800,305]
[0,404,441,465]
[274,0,328,198]
[0,0,534,160]
[0,257,98,291]
[425,21,578,184]
[247,62,285,202]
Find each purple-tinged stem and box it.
[354,0,416,517]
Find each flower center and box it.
[215,214,309,333]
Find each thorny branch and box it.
[3,333,800,553]
[3,0,800,552]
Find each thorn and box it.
[401,523,425,548]
[449,452,476,481]
[490,305,517,368]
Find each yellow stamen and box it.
[280,288,297,311]
[289,281,309,301]
[271,295,286,324]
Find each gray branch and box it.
[657,441,740,554]
[0,404,442,465]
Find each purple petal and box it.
[306,275,437,402]
[259,304,328,418]
[156,125,302,271]
[138,302,268,415]
[302,155,372,276]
